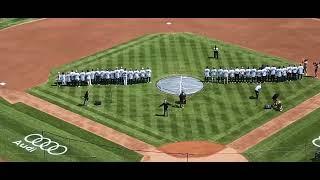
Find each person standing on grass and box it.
[254,83,262,100]
[159,99,172,117]
[213,45,219,59]
[251,67,257,83]
[204,66,210,82]
[223,68,229,84]
[146,67,152,83]
[179,91,187,108]
[210,67,217,83]
[298,64,304,80]
[83,90,89,106]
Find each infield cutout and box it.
[156,75,203,95]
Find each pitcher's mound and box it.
[158,141,225,158]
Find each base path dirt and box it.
[228,93,320,153]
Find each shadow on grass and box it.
[155,114,165,117]
[249,96,257,99]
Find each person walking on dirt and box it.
[303,59,309,76]
[159,99,172,117]
[314,62,319,78]
[83,90,89,106]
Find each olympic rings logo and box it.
[312,136,320,148]
[24,134,68,156]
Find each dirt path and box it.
[228,93,320,152]
[1,18,320,91]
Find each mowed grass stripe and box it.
[42,86,172,138]
[31,87,175,145]
[31,88,172,145]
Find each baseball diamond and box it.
[1,18,320,162]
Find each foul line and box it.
[0,18,47,32]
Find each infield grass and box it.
[0,98,141,162]
[29,33,320,146]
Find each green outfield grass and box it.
[29,33,320,147]
[0,98,141,162]
[0,18,38,30]
[244,108,320,162]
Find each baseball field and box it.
[29,32,320,149]
[1,18,320,162]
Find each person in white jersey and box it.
[85,70,92,86]
[217,67,223,83]
[234,67,240,83]
[146,67,152,83]
[223,68,229,84]
[239,67,245,83]
[110,69,115,84]
[287,65,292,81]
[134,69,140,84]
[261,67,267,83]
[257,68,262,83]
[123,68,128,86]
[105,69,110,84]
[74,70,80,87]
[276,66,282,82]
[210,67,217,83]
[270,66,276,82]
[204,66,210,82]
[90,69,95,85]
[281,66,287,82]
[128,69,134,85]
[56,72,62,87]
[265,65,271,82]
[298,63,304,80]
[140,68,146,83]
[229,68,235,83]
[292,65,298,80]
[61,72,66,86]
[115,67,120,85]
[245,67,251,83]
[119,67,124,83]
[65,72,71,86]
[251,67,257,83]
[255,83,262,100]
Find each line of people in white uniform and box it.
[56,67,152,87]
[204,64,304,84]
